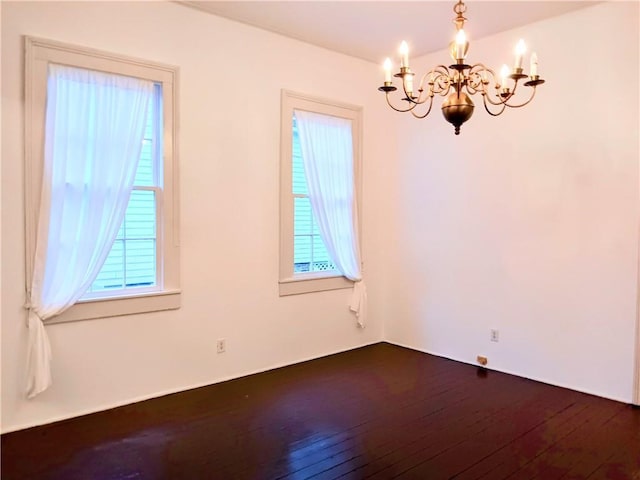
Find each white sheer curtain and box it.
[294,109,367,327]
[25,65,153,398]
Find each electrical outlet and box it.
[216,338,226,354]
[490,329,499,342]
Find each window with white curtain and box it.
[279,90,362,296]
[25,37,180,322]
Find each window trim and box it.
[24,36,181,322]
[279,90,363,296]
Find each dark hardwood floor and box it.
[2,343,639,479]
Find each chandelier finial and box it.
[453,0,467,31]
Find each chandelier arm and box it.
[438,83,453,97]
[398,71,433,106]
[502,86,538,108]
[410,87,434,106]
[416,72,436,101]
[410,95,435,119]
[465,82,479,96]
[483,80,537,108]
[483,89,509,106]
[510,78,522,97]
[399,81,432,106]
[385,92,419,113]
[466,72,485,93]
[469,63,495,76]
[429,66,453,95]
[464,71,478,94]
[417,72,432,93]
[482,94,507,116]
[467,64,497,97]
[400,77,415,105]
[427,74,447,95]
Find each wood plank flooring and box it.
[2,343,639,479]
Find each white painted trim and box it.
[48,290,181,324]
[279,276,353,296]
[635,188,640,405]
[386,340,632,405]
[0,340,380,434]
[25,36,177,81]
[635,308,640,404]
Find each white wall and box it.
[385,2,639,402]
[1,1,396,432]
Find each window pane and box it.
[292,117,308,195]
[133,97,155,186]
[312,235,332,262]
[311,235,335,272]
[294,197,312,236]
[294,235,311,272]
[90,240,124,291]
[125,190,156,239]
[125,239,156,287]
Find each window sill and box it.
[279,275,353,296]
[48,289,181,324]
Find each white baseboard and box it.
[2,340,381,434]
[385,340,632,405]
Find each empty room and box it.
[1,1,639,478]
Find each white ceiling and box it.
[179,1,597,63]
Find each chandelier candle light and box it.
[379,0,545,135]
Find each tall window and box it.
[279,91,362,296]
[25,37,180,323]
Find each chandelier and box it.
[378,0,545,135]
